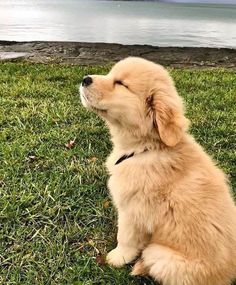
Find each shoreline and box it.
[0,41,236,68]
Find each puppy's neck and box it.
[108,124,193,157]
[109,125,162,153]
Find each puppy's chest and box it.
[106,151,162,208]
[108,172,162,232]
[107,166,158,209]
[107,173,137,208]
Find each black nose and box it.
[82,76,93,87]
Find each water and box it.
[0,0,236,48]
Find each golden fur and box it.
[80,57,236,285]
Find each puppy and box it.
[80,57,236,285]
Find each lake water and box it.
[0,0,236,48]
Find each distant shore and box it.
[0,41,235,68]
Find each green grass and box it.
[0,62,235,285]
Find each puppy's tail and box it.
[132,243,230,285]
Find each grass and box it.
[0,62,235,285]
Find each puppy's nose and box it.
[82,76,93,87]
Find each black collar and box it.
[115,152,134,165]
[115,148,148,165]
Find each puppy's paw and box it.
[106,246,138,267]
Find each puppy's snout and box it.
[82,76,93,87]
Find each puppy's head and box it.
[80,57,189,147]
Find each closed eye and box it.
[114,80,128,88]
[115,80,124,85]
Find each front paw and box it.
[106,246,138,267]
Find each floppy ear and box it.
[148,91,189,147]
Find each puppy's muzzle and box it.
[82,76,93,87]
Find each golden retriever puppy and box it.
[80,57,236,285]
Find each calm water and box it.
[0,0,236,48]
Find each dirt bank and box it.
[0,41,235,68]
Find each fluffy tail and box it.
[131,244,231,285]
